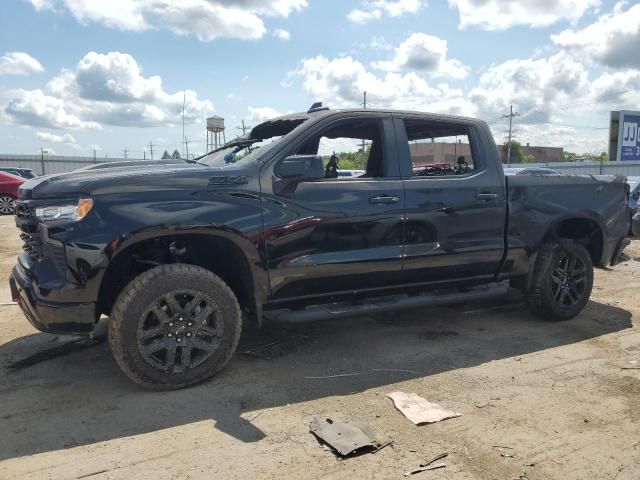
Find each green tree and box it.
[563,151,579,162]
[171,149,181,159]
[161,150,171,159]
[505,140,526,163]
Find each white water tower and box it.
[206,116,225,152]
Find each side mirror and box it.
[278,155,325,181]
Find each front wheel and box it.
[525,241,594,321]
[108,264,242,390]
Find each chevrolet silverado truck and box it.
[9,105,630,390]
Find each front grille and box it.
[16,201,43,262]
[20,232,43,261]
[15,200,68,273]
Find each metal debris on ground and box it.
[309,417,392,457]
[304,368,420,380]
[387,391,462,425]
[242,334,310,360]
[404,453,448,477]
[6,335,106,370]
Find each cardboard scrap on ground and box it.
[387,391,462,425]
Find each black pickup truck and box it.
[9,105,630,389]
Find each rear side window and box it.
[403,119,476,177]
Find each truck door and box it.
[394,115,506,285]
[260,114,406,301]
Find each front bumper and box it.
[10,264,96,335]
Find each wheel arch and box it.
[546,215,604,267]
[97,228,268,324]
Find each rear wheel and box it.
[525,241,593,321]
[0,194,15,215]
[108,264,242,390]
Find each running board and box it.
[266,282,510,323]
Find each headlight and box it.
[35,198,94,222]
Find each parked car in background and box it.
[0,171,25,215]
[632,209,640,237]
[503,167,560,176]
[627,176,640,211]
[337,169,365,179]
[0,167,37,179]
[627,177,640,236]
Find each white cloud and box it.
[448,0,600,30]
[248,106,286,123]
[469,52,589,124]
[369,36,393,51]
[347,9,382,23]
[0,52,45,76]
[589,69,640,106]
[36,131,77,143]
[26,0,307,41]
[24,0,54,11]
[273,28,291,40]
[4,89,102,129]
[3,51,213,130]
[552,2,640,68]
[291,55,474,115]
[347,0,421,23]
[372,33,470,79]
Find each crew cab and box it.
[9,105,630,389]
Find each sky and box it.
[0,0,638,158]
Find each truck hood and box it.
[18,162,246,199]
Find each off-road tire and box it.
[108,264,242,390]
[525,240,593,321]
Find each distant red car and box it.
[0,171,25,215]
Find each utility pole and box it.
[237,120,252,136]
[149,141,154,160]
[123,148,128,159]
[93,149,97,164]
[143,150,146,160]
[40,147,45,175]
[182,90,186,158]
[502,105,520,165]
[361,91,367,153]
[184,137,191,160]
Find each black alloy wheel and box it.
[137,291,224,373]
[549,254,588,308]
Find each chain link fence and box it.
[2,154,640,178]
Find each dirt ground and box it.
[0,215,639,480]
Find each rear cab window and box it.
[397,117,480,178]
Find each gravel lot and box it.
[1,215,639,480]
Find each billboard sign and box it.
[618,111,640,161]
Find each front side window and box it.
[292,118,388,179]
[403,119,477,177]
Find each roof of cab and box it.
[249,107,487,140]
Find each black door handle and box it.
[369,195,400,205]
[475,193,498,201]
